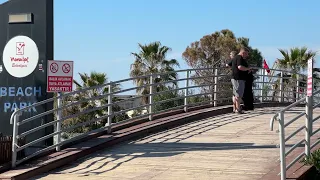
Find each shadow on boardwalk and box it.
[33,108,304,179]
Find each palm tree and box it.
[278,47,316,73]
[73,71,120,99]
[271,47,317,101]
[130,41,180,104]
[63,72,126,134]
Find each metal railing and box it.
[9,67,313,168]
[270,89,320,180]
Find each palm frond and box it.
[278,47,317,73]
[130,41,179,98]
[73,79,82,89]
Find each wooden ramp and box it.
[29,107,320,180]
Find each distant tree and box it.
[153,86,184,112]
[182,29,263,103]
[62,71,129,134]
[130,41,180,104]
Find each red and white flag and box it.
[263,59,270,74]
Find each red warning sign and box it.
[50,63,58,73]
[47,60,74,92]
[62,63,71,73]
[307,59,313,97]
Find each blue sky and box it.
[1,0,320,90]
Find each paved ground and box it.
[31,107,320,180]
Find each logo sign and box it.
[47,60,74,92]
[307,58,313,97]
[16,42,25,55]
[2,35,39,78]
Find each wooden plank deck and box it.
[29,107,320,180]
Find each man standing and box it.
[226,47,251,114]
[226,51,238,112]
[229,51,237,59]
[242,68,255,111]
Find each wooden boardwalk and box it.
[30,107,320,180]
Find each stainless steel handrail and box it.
[271,87,320,180]
[9,67,307,168]
[10,67,307,122]
[270,97,306,131]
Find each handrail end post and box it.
[55,92,63,152]
[11,108,20,168]
[270,114,277,131]
[270,120,274,131]
[278,112,286,180]
[305,95,312,157]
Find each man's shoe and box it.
[235,108,244,114]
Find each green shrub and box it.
[301,149,320,172]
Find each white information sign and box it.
[2,35,39,78]
[307,58,313,97]
[47,60,74,92]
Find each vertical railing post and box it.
[11,108,20,168]
[209,68,214,106]
[55,92,62,151]
[306,58,314,137]
[149,74,154,121]
[296,75,299,102]
[304,96,312,156]
[279,72,284,102]
[278,112,286,180]
[184,70,189,112]
[213,68,218,107]
[260,69,265,102]
[305,95,312,158]
[107,82,113,133]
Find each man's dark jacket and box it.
[242,71,254,110]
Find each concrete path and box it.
[30,107,320,180]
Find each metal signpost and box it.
[306,58,313,159]
[47,60,74,151]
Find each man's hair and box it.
[239,47,249,53]
[230,51,237,57]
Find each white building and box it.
[114,95,148,118]
[114,95,142,110]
